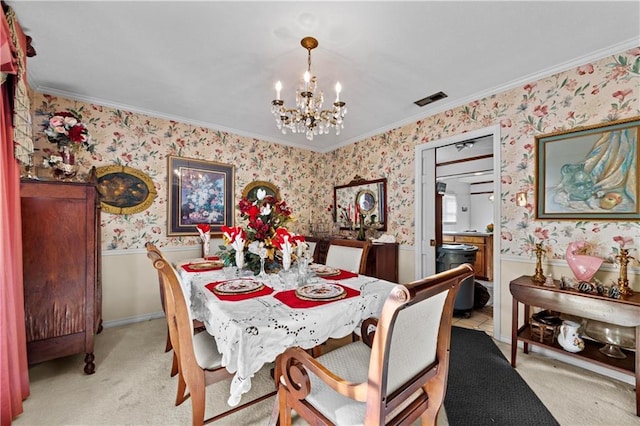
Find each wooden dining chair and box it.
[303,236,320,263]
[147,248,275,426]
[324,238,371,274]
[145,243,174,354]
[276,263,474,426]
[146,242,203,378]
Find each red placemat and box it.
[205,282,274,301]
[274,284,360,308]
[320,269,358,281]
[182,263,223,273]
[204,256,220,261]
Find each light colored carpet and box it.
[12,318,638,425]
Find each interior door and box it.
[415,124,501,337]
[416,147,437,279]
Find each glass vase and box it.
[235,249,245,270]
[53,146,78,181]
[282,251,291,271]
[259,256,267,277]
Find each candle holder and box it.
[532,242,546,283]
[615,248,635,296]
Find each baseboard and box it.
[102,311,165,329]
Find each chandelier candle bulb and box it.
[275,81,282,100]
[335,82,341,102]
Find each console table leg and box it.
[523,304,530,354]
[636,326,639,416]
[511,296,518,367]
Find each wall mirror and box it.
[334,176,387,230]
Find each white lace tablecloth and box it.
[176,259,396,406]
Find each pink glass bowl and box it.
[565,241,603,282]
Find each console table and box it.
[510,275,640,416]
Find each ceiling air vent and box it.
[414,91,448,107]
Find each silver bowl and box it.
[583,319,635,359]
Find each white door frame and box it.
[414,124,502,338]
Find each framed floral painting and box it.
[167,156,235,236]
[535,116,640,220]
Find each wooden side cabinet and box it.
[365,242,399,283]
[20,180,102,374]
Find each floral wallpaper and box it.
[31,95,324,251]
[324,47,640,263]
[31,46,640,264]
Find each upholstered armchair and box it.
[276,264,473,425]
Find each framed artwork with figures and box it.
[167,156,235,236]
[535,116,640,220]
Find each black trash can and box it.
[436,244,478,318]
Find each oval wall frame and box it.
[95,165,157,214]
[242,180,281,201]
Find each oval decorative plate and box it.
[213,278,263,294]
[309,264,341,277]
[296,283,346,300]
[189,260,224,270]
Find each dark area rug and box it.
[445,327,559,426]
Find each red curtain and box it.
[0,5,29,424]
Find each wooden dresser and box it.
[306,237,399,283]
[20,180,102,374]
[443,233,493,280]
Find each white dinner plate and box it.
[295,283,346,300]
[213,278,263,294]
[309,264,341,277]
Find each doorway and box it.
[414,125,501,337]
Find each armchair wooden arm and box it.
[280,347,369,403]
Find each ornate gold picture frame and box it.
[242,180,280,201]
[96,165,157,215]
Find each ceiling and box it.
[9,1,640,153]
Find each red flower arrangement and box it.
[238,194,293,242]
[219,190,304,274]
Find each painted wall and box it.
[29,47,640,330]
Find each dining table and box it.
[175,257,397,407]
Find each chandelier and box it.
[271,36,347,141]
